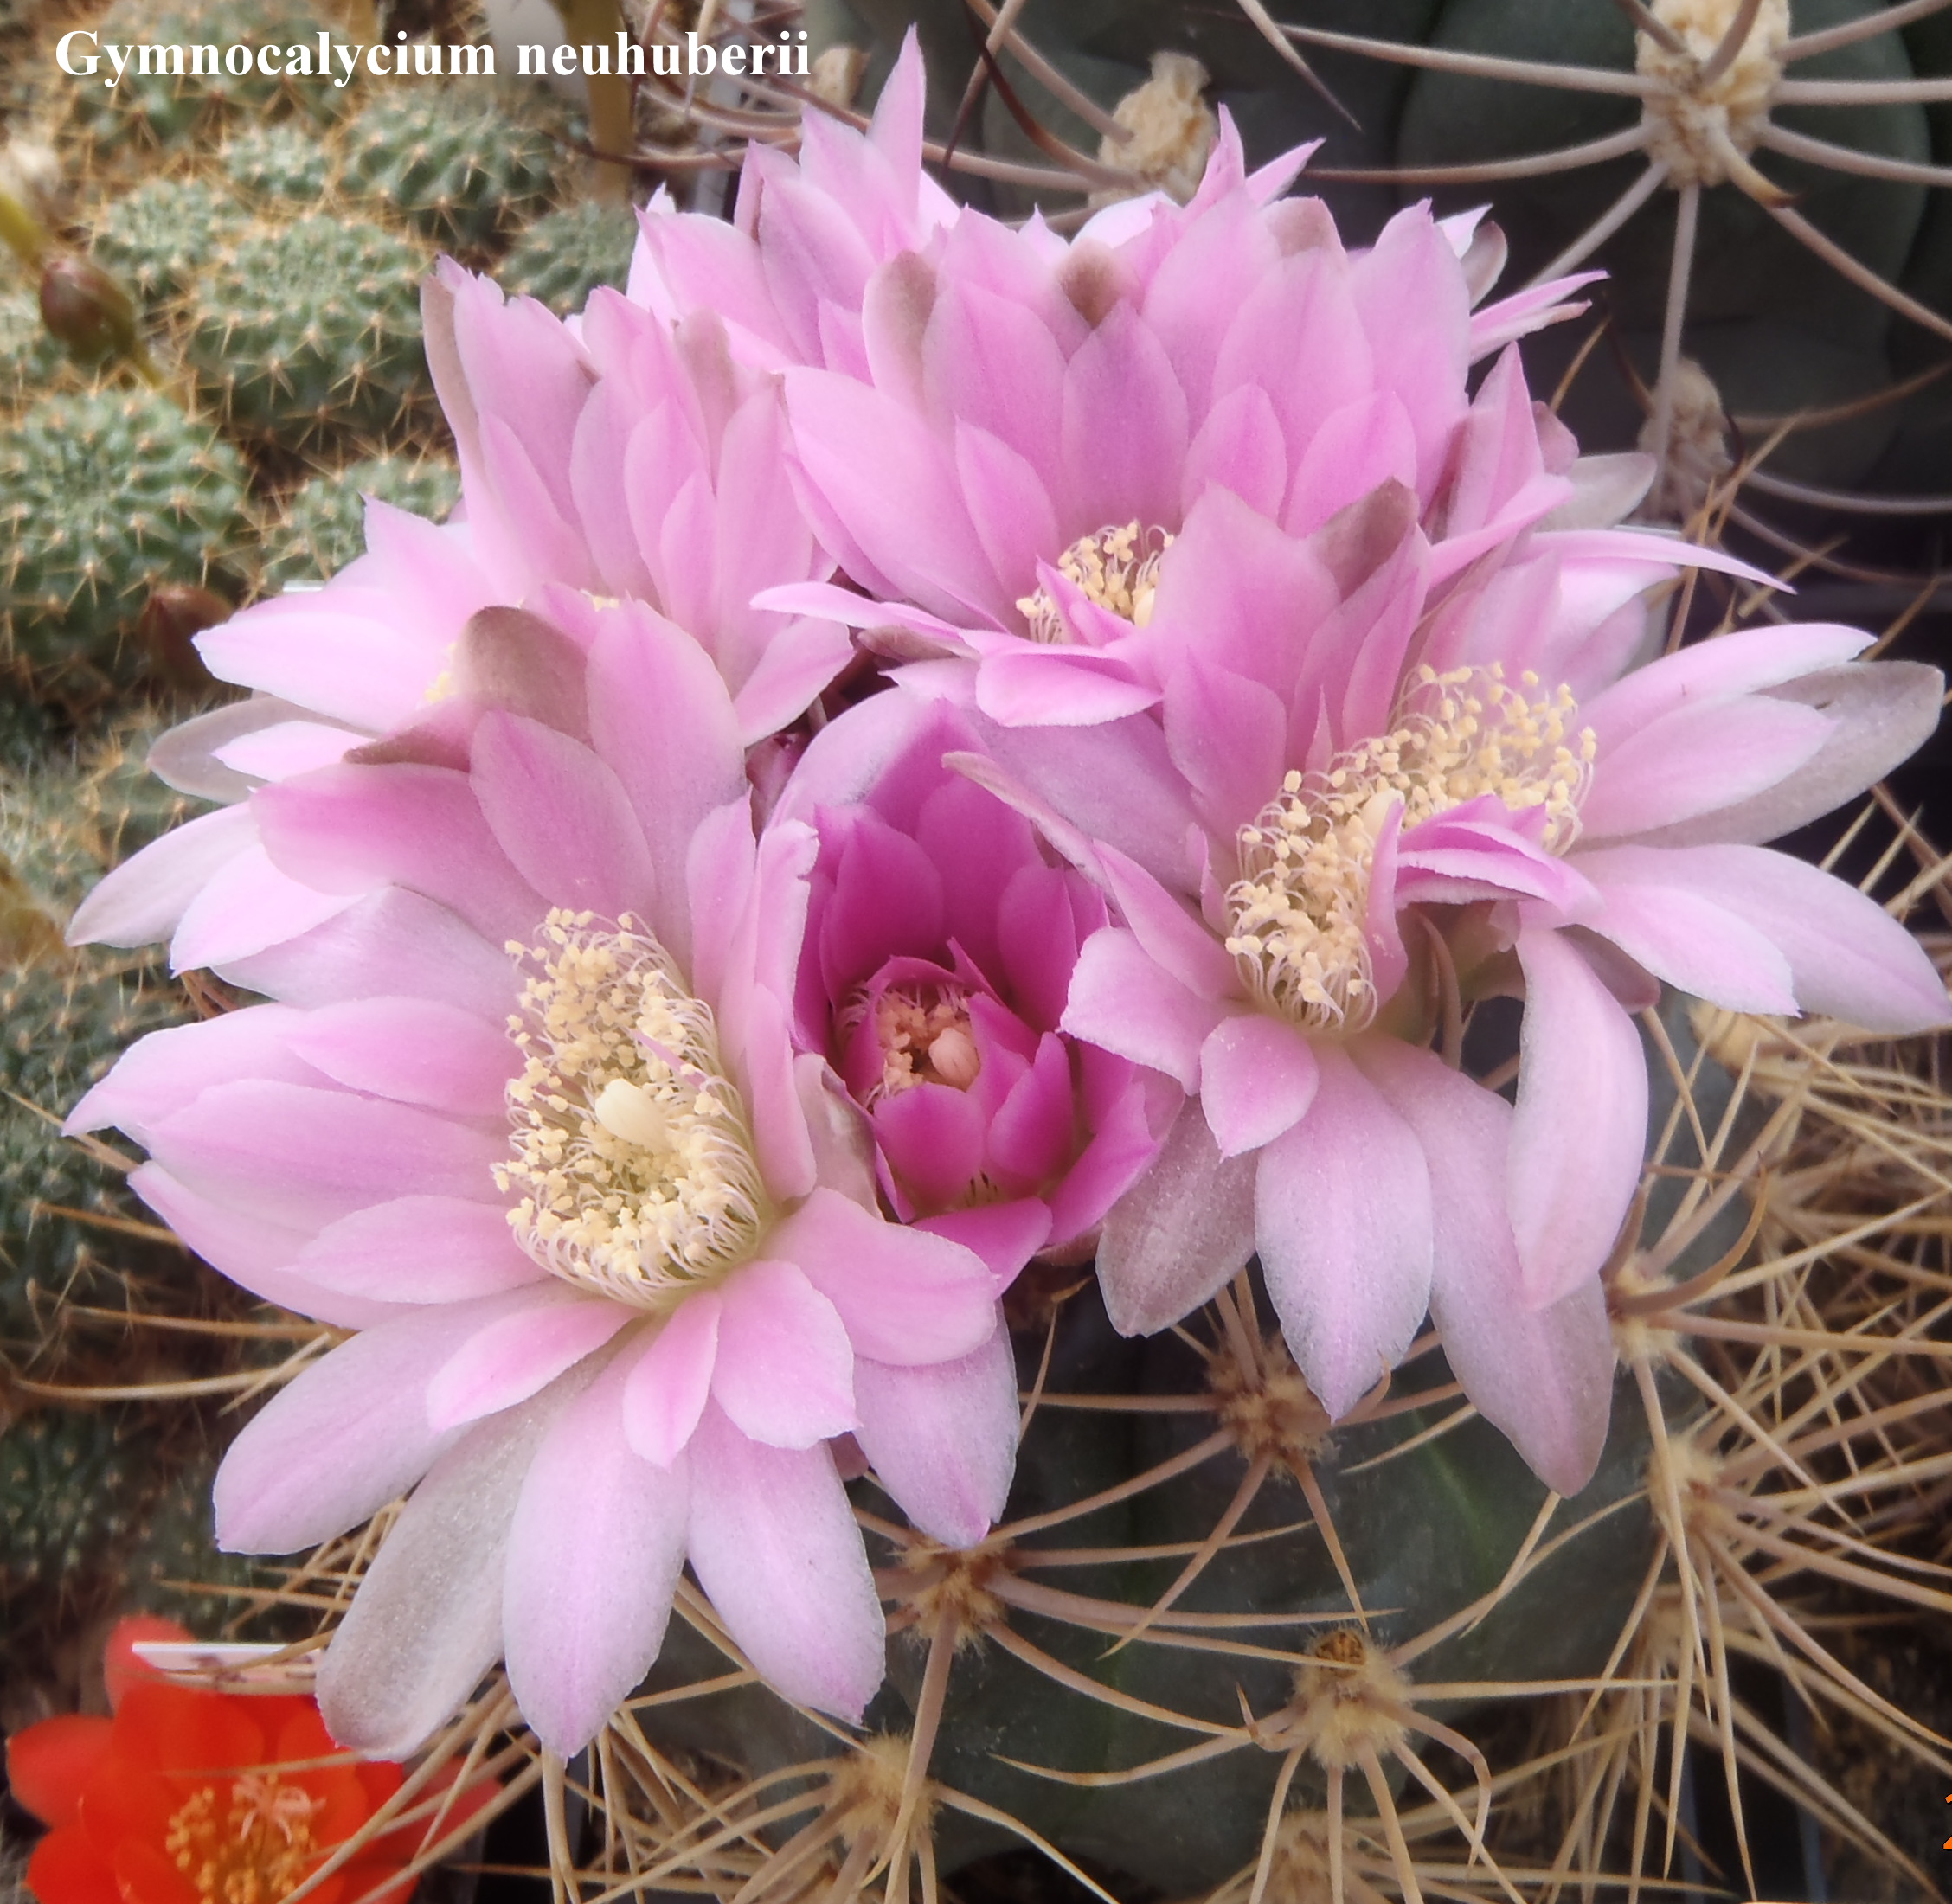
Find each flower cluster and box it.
[67,36,1948,1764]
[6,1619,498,1904]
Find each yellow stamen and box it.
[1015,522,1173,644]
[164,1777,321,1904]
[1226,665,1596,1030]
[497,910,769,1309]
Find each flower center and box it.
[164,1776,320,1904]
[1635,0,1789,188]
[1224,666,1595,1029]
[865,983,982,1099]
[498,909,770,1309]
[1016,522,1173,644]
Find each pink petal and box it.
[986,1032,1077,1184]
[65,1003,312,1144]
[425,1289,632,1431]
[1509,926,1648,1307]
[684,1401,886,1721]
[149,1080,504,1231]
[129,1163,390,1329]
[1608,843,1951,1033]
[217,887,515,1019]
[67,805,257,949]
[170,843,360,971]
[710,1258,857,1448]
[470,713,658,920]
[873,1080,987,1208]
[215,1292,543,1552]
[1574,847,1798,1014]
[853,1323,1017,1548]
[1255,1044,1433,1420]
[1095,844,1237,1001]
[771,1187,999,1364]
[1635,660,1944,849]
[254,763,545,949]
[974,650,1159,728]
[318,1381,581,1756]
[285,997,517,1115]
[1097,1094,1256,1335]
[1062,927,1227,1092]
[1198,1014,1319,1158]
[915,1201,1052,1287]
[292,1197,542,1305]
[1578,623,1871,753]
[585,605,747,970]
[620,1293,722,1467]
[1354,1039,1614,1496]
[504,1356,689,1755]
[1579,696,1835,841]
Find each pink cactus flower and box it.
[774,695,1173,1281]
[753,126,1628,728]
[1004,477,1950,1494]
[67,605,1013,1760]
[626,32,960,375]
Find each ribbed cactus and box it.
[220,123,337,208]
[90,177,250,305]
[338,87,558,254]
[498,200,640,315]
[184,215,431,443]
[261,451,461,587]
[0,1407,152,1617]
[0,388,248,697]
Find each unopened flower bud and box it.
[38,254,141,369]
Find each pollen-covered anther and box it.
[866,983,982,1099]
[1225,665,1595,1030]
[164,1776,321,1904]
[497,908,769,1309]
[1015,522,1173,644]
[1636,0,1790,189]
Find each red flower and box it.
[8,1619,498,1904]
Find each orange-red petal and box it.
[24,1826,120,1904]
[7,1716,115,1830]
[112,1684,263,1779]
[102,1619,195,1714]
[75,1755,178,1854]
[110,1836,202,1904]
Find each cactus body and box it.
[185,215,430,443]
[339,88,557,253]
[0,389,248,694]
[498,201,640,315]
[262,452,461,587]
[90,179,250,308]
[220,123,336,207]
[0,1408,152,1615]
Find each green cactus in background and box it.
[498,199,640,315]
[65,0,344,163]
[0,1407,153,1617]
[220,123,337,208]
[90,178,251,307]
[185,214,431,443]
[260,450,461,587]
[0,284,71,407]
[338,87,558,254]
[0,388,249,697]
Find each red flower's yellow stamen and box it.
[164,1775,321,1904]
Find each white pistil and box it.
[1226,665,1596,1030]
[857,983,984,1099]
[498,909,769,1310]
[1016,521,1174,645]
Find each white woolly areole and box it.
[1636,0,1790,188]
